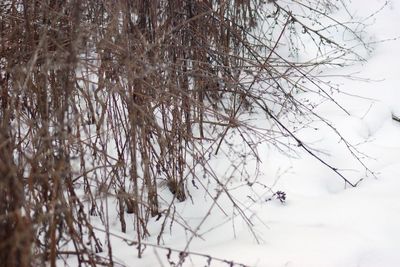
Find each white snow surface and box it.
[88,1,400,266]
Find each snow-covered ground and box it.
[88,1,400,266]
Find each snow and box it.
[83,1,400,266]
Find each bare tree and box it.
[0,0,373,266]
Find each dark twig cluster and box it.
[0,0,373,266]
